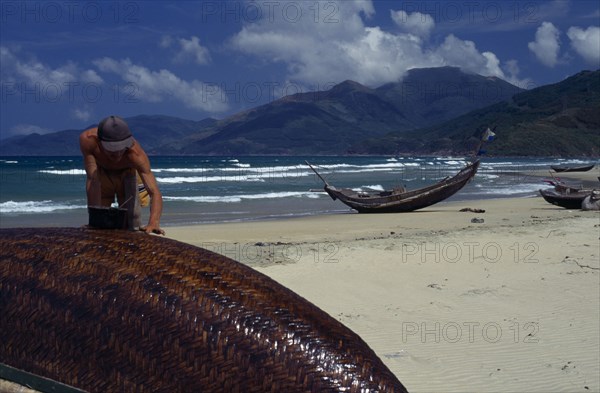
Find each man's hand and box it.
[140,225,165,235]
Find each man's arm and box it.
[131,148,164,235]
[79,130,101,207]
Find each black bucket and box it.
[88,206,128,229]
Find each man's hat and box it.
[97,115,133,152]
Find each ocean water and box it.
[0,155,596,228]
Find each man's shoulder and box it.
[80,128,98,150]
[80,127,98,137]
[129,140,147,155]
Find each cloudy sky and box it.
[1,0,599,138]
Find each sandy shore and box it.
[168,194,600,393]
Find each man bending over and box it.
[79,115,165,235]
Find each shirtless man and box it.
[79,115,165,235]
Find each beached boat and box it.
[538,188,591,209]
[542,178,584,194]
[306,159,480,213]
[550,164,595,173]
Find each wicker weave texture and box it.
[0,228,408,393]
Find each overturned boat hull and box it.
[0,228,408,393]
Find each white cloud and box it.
[229,0,526,88]
[72,108,92,121]
[160,35,211,65]
[390,10,435,38]
[567,26,600,65]
[93,57,228,112]
[502,59,533,89]
[528,22,561,67]
[81,69,103,84]
[0,47,104,115]
[435,34,505,78]
[175,36,211,65]
[0,46,103,86]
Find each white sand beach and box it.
[2,172,598,393]
[167,194,600,393]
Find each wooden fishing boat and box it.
[307,159,480,213]
[538,188,591,209]
[550,164,595,173]
[542,179,584,194]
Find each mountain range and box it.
[353,69,600,157]
[1,67,597,156]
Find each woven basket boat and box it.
[0,228,408,393]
